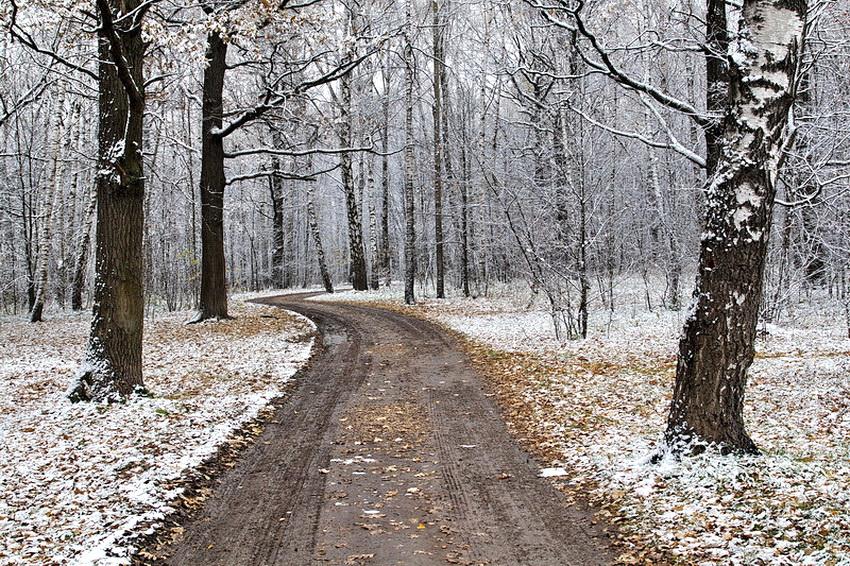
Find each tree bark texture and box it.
[666,0,806,453]
[30,89,67,322]
[403,0,416,305]
[367,157,380,290]
[339,63,368,291]
[380,59,392,287]
[71,0,146,401]
[269,134,287,289]
[459,107,471,298]
[307,184,334,293]
[71,184,97,310]
[432,0,446,299]
[196,31,229,320]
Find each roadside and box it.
[315,285,850,564]
[0,300,314,565]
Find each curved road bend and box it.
[159,293,614,566]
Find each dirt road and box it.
[159,294,614,565]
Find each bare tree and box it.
[70,0,149,401]
[403,0,416,305]
[431,0,446,298]
[29,87,66,322]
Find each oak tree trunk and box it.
[195,31,229,321]
[70,0,146,401]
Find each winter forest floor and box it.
[315,282,850,565]
[2,282,848,565]
[0,301,315,565]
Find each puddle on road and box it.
[323,331,348,346]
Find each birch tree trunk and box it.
[306,184,333,293]
[646,139,682,310]
[57,100,81,307]
[71,0,146,401]
[380,58,392,287]
[30,88,67,322]
[70,184,97,310]
[704,0,729,173]
[403,0,416,305]
[338,10,368,291]
[70,101,95,311]
[367,157,380,290]
[459,104,471,297]
[577,172,589,339]
[431,0,446,299]
[666,0,807,453]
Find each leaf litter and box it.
[0,300,314,565]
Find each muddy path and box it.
[157,293,615,565]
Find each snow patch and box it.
[0,301,314,564]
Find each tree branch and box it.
[96,0,144,112]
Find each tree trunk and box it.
[71,185,97,310]
[367,157,380,290]
[30,89,67,322]
[577,175,589,339]
[792,73,826,286]
[23,189,36,311]
[704,0,729,173]
[380,58,392,287]
[552,103,573,274]
[269,134,286,289]
[71,0,146,401]
[666,0,806,453]
[403,0,416,305]
[57,100,81,308]
[459,109,471,298]
[339,58,368,291]
[195,31,229,321]
[647,139,682,310]
[432,0,446,299]
[306,184,333,293]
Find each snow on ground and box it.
[231,285,326,301]
[0,300,314,565]
[315,280,850,564]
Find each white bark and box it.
[30,88,67,322]
[403,0,416,305]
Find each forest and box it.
[1,0,848,564]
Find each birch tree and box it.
[403,0,417,305]
[431,0,446,298]
[667,0,808,453]
[29,87,66,322]
[529,0,809,451]
[335,8,368,291]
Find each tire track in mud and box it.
[154,294,614,565]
